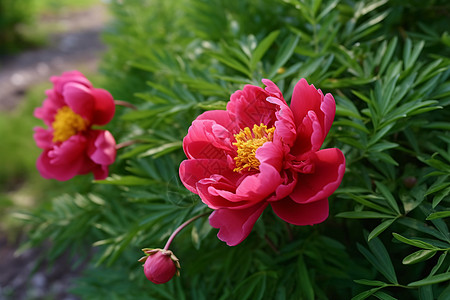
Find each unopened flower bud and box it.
[139,248,180,284]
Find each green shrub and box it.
[21,0,450,299]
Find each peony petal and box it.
[92,164,109,180]
[290,78,336,140]
[266,96,296,146]
[262,79,284,99]
[227,84,277,130]
[271,197,329,225]
[91,88,116,125]
[290,78,323,125]
[51,71,92,95]
[179,159,236,194]
[196,110,236,131]
[291,110,324,158]
[289,148,345,204]
[63,83,95,121]
[37,149,85,181]
[48,135,87,165]
[33,127,53,149]
[87,130,116,165]
[183,119,234,160]
[34,95,64,126]
[209,202,268,246]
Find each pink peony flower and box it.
[140,249,180,284]
[34,70,116,181]
[179,78,345,246]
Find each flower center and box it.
[233,123,275,172]
[52,106,88,142]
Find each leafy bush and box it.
[21,0,450,299]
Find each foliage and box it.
[20,0,450,299]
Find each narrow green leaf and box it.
[426,211,450,220]
[138,141,182,158]
[336,211,396,219]
[402,250,437,265]
[418,286,433,300]
[351,287,384,300]
[392,233,438,250]
[367,236,398,284]
[95,176,156,186]
[354,279,387,286]
[268,35,300,78]
[368,219,396,241]
[375,182,401,214]
[374,291,398,300]
[408,272,450,287]
[250,30,280,71]
[430,252,447,276]
[297,255,315,300]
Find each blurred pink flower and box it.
[141,249,180,284]
[34,70,116,181]
[180,79,345,246]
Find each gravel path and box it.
[0,4,108,299]
[0,4,108,111]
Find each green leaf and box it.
[426,211,450,220]
[373,291,398,300]
[94,175,156,186]
[354,279,387,287]
[336,211,396,219]
[297,255,315,300]
[402,250,437,265]
[268,35,300,78]
[367,236,398,284]
[392,233,438,250]
[352,287,384,300]
[408,272,450,287]
[138,141,182,158]
[433,186,450,208]
[250,30,280,71]
[368,219,396,241]
[375,182,401,215]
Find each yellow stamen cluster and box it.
[52,106,88,142]
[233,123,275,172]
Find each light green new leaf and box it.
[392,233,438,250]
[408,272,450,287]
[402,249,437,265]
[427,211,450,220]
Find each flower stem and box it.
[163,212,209,250]
[114,100,138,110]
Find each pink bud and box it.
[140,249,180,284]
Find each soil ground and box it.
[0,4,108,299]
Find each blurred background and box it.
[0,0,107,298]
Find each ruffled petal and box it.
[227,84,276,130]
[48,135,87,165]
[63,82,95,121]
[196,110,237,132]
[289,148,345,204]
[266,96,296,146]
[33,127,53,149]
[87,130,116,165]
[271,197,329,225]
[179,159,237,194]
[36,149,85,181]
[183,119,234,160]
[209,202,268,246]
[291,110,324,158]
[290,78,336,140]
[91,88,115,125]
[51,70,92,95]
[262,79,284,99]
